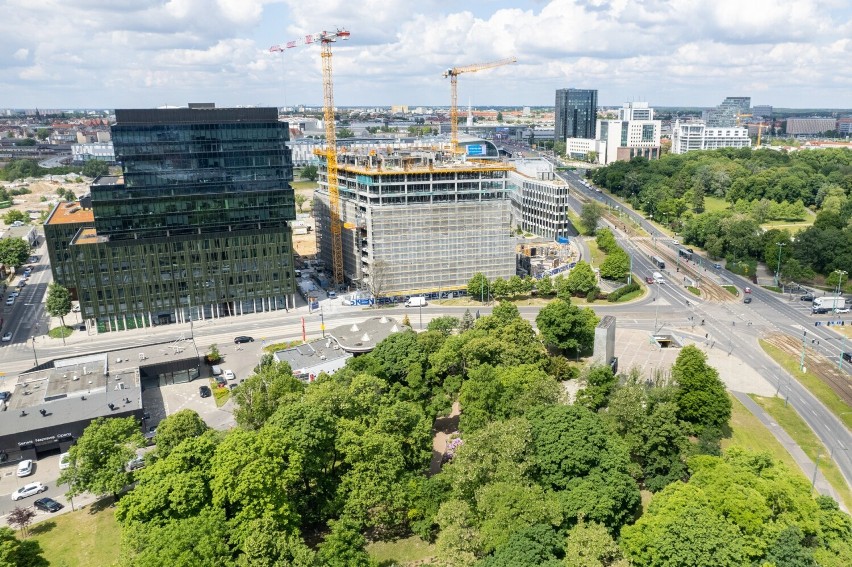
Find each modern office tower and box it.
[594,102,662,164]
[313,139,515,298]
[670,120,751,154]
[508,158,573,241]
[704,96,751,127]
[44,104,297,332]
[555,88,598,140]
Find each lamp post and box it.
[774,242,786,287]
[811,452,824,490]
[320,306,325,338]
[833,269,847,299]
[31,336,38,366]
[419,303,423,330]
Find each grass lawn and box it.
[703,196,730,213]
[367,535,435,566]
[687,286,701,296]
[292,180,318,190]
[566,210,587,235]
[212,381,230,407]
[31,500,122,567]
[263,339,304,353]
[723,285,739,296]
[758,339,852,429]
[763,285,782,293]
[585,238,605,268]
[615,288,645,303]
[723,394,802,475]
[48,326,73,339]
[750,395,852,510]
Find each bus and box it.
[650,255,665,270]
[678,248,694,261]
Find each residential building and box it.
[508,158,573,241]
[786,118,837,136]
[670,120,751,154]
[313,138,515,297]
[44,104,298,333]
[704,96,751,127]
[752,105,773,118]
[555,88,598,141]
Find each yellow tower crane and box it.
[443,57,517,153]
[271,28,350,286]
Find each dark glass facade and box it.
[45,105,297,332]
[555,88,598,140]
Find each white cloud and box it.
[0,0,850,107]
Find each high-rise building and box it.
[555,88,598,141]
[704,96,751,127]
[670,120,751,154]
[44,104,298,332]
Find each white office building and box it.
[671,120,751,154]
[594,103,661,164]
[507,158,573,241]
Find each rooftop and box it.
[91,175,123,186]
[329,316,405,353]
[72,227,108,245]
[45,201,94,226]
[274,337,351,373]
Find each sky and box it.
[2,0,851,110]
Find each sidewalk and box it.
[731,391,846,511]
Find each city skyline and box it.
[2,0,852,109]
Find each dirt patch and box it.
[765,333,852,406]
[2,175,91,221]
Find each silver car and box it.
[11,482,47,501]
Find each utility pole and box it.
[774,242,786,287]
[31,336,38,366]
[800,330,807,372]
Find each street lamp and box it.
[832,269,847,299]
[31,336,38,366]
[812,452,825,490]
[419,303,423,330]
[774,242,786,288]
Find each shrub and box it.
[607,282,640,302]
[586,287,600,302]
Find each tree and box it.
[468,272,491,302]
[35,128,50,140]
[565,261,597,297]
[536,276,554,296]
[0,526,48,567]
[599,250,630,281]
[476,482,562,554]
[45,282,72,330]
[460,309,475,331]
[365,259,389,307]
[536,299,598,356]
[337,127,355,139]
[58,416,145,499]
[563,519,628,567]
[232,361,303,430]
[301,165,318,181]
[496,111,504,122]
[491,277,509,298]
[153,409,210,458]
[82,159,109,177]
[580,203,603,235]
[6,506,36,537]
[295,193,308,212]
[671,345,731,431]
[428,316,460,336]
[317,517,372,567]
[3,209,28,225]
[0,237,30,269]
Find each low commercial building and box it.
[670,120,750,154]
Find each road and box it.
[37,154,71,168]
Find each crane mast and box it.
[443,56,517,153]
[271,29,349,286]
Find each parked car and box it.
[223,369,236,381]
[5,297,15,306]
[1,331,12,342]
[328,290,337,299]
[127,456,145,471]
[0,391,11,402]
[59,452,71,470]
[234,336,254,344]
[34,497,63,513]
[216,376,227,388]
[17,459,33,477]
[800,294,815,302]
[71,305,81,312]
[199,385,212,398]
[11,482,47,501]
[744,297,753,304]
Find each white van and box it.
[405,296,427,307]
[211,365,223,376]
[652,272,666,284]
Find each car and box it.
[1,331,12,342]
[199,385,212,398]
[28,256,38,263]
[34,497,63,513]
[216,376,227,388]
[234,335,254,344]
[645,276,655,284]
[229,383,239,390]
[223,369,236,381]
[800,294,815,302]
[59,452,71,470]
[327,290,337,299]
[713,263,722,269]
[842,352,852,363]
[0,391,10,403]
[744,287,752,294]
[17,459,33,477]
[71,305,80,313]
[5,297,15,306]
[11,482,47,501]
[23,268,31,276]
[744,297,753,304]
[671,239,680,245]
[127,456,145,471]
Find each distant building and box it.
[555,88,598,141]
[752,105,773,118]
[837,118,852,136]
[786,118,837,136]
[594,102,661,164]
[508,158,573,241]
[670,120,750,154]
[565,137,605,161]
[704,96,751,127]
[71,141,114,163]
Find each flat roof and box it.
[274,337,350,372]
[91,175,123,186]
[329,316,404,353]
[45,202,94,226]
[72,227,108,245]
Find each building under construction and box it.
[313,139,516,297]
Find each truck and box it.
[812,297,848,313]
[405,296,427,308]
[652,271,665,284]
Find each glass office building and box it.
[555,88,598,141]
[45,104,297,332]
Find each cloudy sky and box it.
[2,0,851,110]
